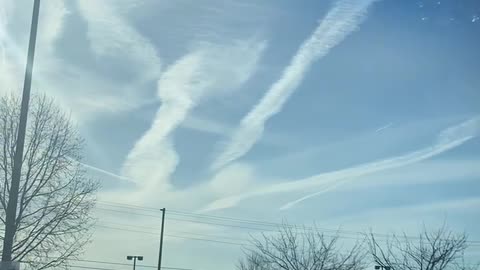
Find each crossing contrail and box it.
[211,0,380,171]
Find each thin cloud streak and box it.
[76,0,161,82]
[78,161,133,183]
[66,157,133,182]
[211,0,379,171]
[279,136,472,210]
[122,41,266,190]
[204,117,480,212]
[375,122,393,132]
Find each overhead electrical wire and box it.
[95,202,480,246]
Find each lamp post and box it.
[375,265,392,270]
[127,255,143,270]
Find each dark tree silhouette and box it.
[368,225,477,270]
[238,224,366,270]
[0,94,98,269]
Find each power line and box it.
[99,202,314,229]
[95,224,157,236]
[96,201,480,245]
[91,225,480,267]
[96,207,356,242]
[96,207,281,232]
[95,225,251,247]
[97,207,161,219]
[166,234,249,247]
[96,208,480,248]
[99,221,251,242]
[70,258,193,270]
[73,259,134,267]
[21,258,193,270]
[69,266,118,270]
[99,201,293,228]
[98,207,480,248]
[95,218,480,252]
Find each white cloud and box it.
[328,197,480,231]
[209,163,255,196]
[0,0,22,93]
[36,62,147,120]
[347,158,480,190]
[122,40,266,190]
[37,0,68,54]
[180,115,295,151]
[203,116,480,212]
[211,0,379,170]
[0,49,19,94]
[0,0,135,121]
[402,197,480,213]
[181,115,232,136]
[76,0,161,82]
[0,0,14,35]
[0,0,13,42]
[0,0,69,96]
[8,0,155,122]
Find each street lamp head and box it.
[138,256,144,261]
[375,266,381,270]
[385,267,391,270]
[127,256,133,260]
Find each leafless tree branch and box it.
[238,224,366,270]
[0,94,98,269]
[367,225,471,270]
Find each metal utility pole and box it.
[157,208,166,270]
[1,0,41,264]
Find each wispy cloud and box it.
[122,40,266,190]
[0,0,125,120]
[211,0,379,171]
[0,0,68,95]
[0,0,25,93]
[38,0,68,54]
[204,117,480,212]
[6,0,154,121]
[0,0,13,43]
[76,0,161,82]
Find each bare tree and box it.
[0,94,98,269]
[368,225,476,270]
[238,224,366,270]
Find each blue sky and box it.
[1,0,480,269]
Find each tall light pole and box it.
[127,255,143,270]
[1,0,41,265]
[157,208,166,270]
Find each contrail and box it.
[278,134,473,210]
[68,157,133,182]
[375,122,393,133]
[211,0,380,171]
[121,41,266,190]
[203,117,480,212]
